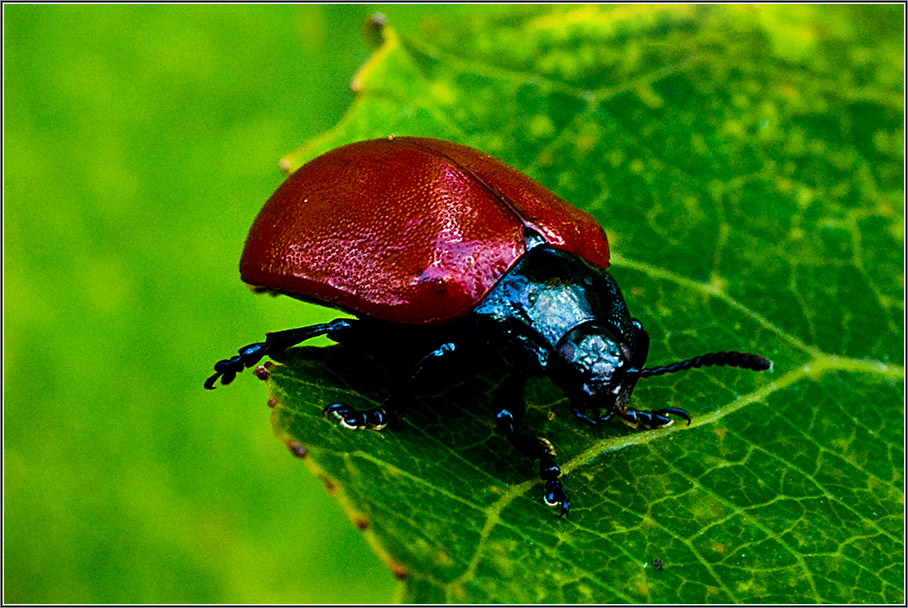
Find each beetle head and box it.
[554,322,643,411]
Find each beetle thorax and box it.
[471,245,643,408]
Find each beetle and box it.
[206,136,771,517]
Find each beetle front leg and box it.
[494,375,570,517]
[619,406,691,429]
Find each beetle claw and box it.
[204,372,221,390]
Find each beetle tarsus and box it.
[205,343,268,389]
[543,478,570,517]
[620,406,691,428]
[540,452,570,517]
[323,403,390,430]
[653,407,692,425]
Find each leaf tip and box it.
[350,16,400,95]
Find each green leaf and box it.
[266,5,903,603]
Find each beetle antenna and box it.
[630,351,771,378]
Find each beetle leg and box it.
[619,406,691,429]
[205,318,357,389]
[495,375,570,517]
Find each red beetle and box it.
[207,136,770,516]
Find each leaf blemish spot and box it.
[267,397,277,409]
[390,562,408,580]
[254,364,271,381]
[288,442,307,458]
[318,474,336,493]
[354,517,370,530]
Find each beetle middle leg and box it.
[322,339,459,431]
[322,401,399,431]
[494,375,570,517]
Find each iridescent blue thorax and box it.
[471,244,649,411]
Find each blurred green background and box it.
[4,4,474,603]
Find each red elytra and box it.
[239,136,610,325]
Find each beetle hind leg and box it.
[205,319,357,389]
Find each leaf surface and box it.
[268,5,903,603]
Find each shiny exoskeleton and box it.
[206,233,770,516]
